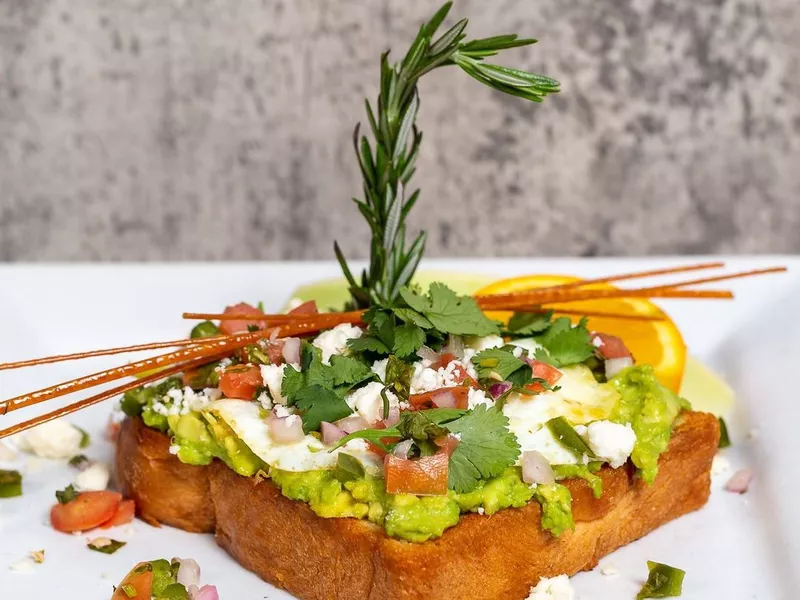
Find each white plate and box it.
[0,257,797,599]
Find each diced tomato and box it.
[50,491,123,533]
[288,300,318,315]
[408,387,470,410]
[219,302,266,335]
[591,332,632,360]
[434,434,460,457]
[385,452,449,495]
[101,499,136,529]
[111,564,153,600]
[530,360,563,385]
[219,365,263,400]
[430,352,457,371]
[366,421,401,457]
[450,364,480,389]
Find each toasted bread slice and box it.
[116,411,719,600]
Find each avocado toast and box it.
[2,5,759,599]
[106,6,722,598]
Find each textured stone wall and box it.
[1,0,798,261]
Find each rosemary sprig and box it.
[335,2,559,309]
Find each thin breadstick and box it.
[475,261,726,296]
[0,352,227,440]
[0,336,226,372]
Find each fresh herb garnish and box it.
[293,386,353,433]
[399,284,499,336]
[471,347,529,383]
[505,311,553,336]
[87,537,126,554]
[351,284,499,358]
[533,317,594,367]
[446,404,520,493]
[334,453,366,483]
[637,561,686,599]
[55,484,79,504]
[334,1,558,308]
[0,469,22,498]
[280,343,376,432]
[546,417,595,459]
[718,417,731,448]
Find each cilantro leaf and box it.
[470,347,531,383]
[399,283,499,336]
[446,404,520,493]
[281,365,306,404]
[55,484,79,504]
[505,311,552,335]
[293,385,353,433]
[393,307,433,329]
[348,336,390,354]
[393,323,426,357]
[533,317,594,367]
[329,355,375,388]
[281,344,379,434]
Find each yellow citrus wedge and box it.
[476,274,687,392]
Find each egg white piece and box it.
[504,365,621,467]
[207,399,382,475]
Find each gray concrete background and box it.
[1,0,798,262]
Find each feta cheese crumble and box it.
[582,420,637,468]
[16,419,83,459]
[260,363,300,405]
[74,462,111,492]
[151,387,217,417]
[312,323,363,364]
[371,358,389,383]
[346,381,398,424]
[526,574,575,600]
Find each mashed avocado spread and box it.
[609,365,690,484]
[127,364,687,542]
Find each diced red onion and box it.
[444,335,465,359]
[269,328,280,342]
[416,346,439,364]
[268,414,304,444]
[489,381,513,399]
[521,450,555,485]
[725,469,754,494]
[431,390,458,408]
[176,558,201,588]
[392,439,414,459]
[281,337,301,365]
[321,421,346,445]
[336,415,370,434]
[605,357,633,379]
[190,585,219,600]
[383,404,401,428]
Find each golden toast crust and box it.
[115,411,719,600]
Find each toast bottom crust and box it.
[116,411,719,600]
